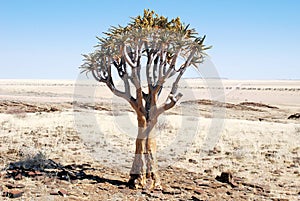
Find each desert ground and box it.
[0,78,299,200]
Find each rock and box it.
[196,183,210,188]
[216,172,233,183]
[188,159,198,164]
[35,171,42,176]
[204,169,212,174]
[14,173,22,180]
[288,113,300,120]
[162,187,181,195]
[215,172,238,187]
[58,189,69,197]
[194,188,205,195]
[50,191,60,195]
[6,183,25,189]
[272,169,282,175]
[27,171,36,177]
[5,190,24,198]
[6,169,17,174]
[15,184,25,189]
[191,195,202,201]
[226,191,232,195]
[6,184,14,189]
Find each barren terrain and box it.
[0,79,299,200]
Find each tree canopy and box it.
[81,9,211,120]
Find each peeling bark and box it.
[128,115,161,189]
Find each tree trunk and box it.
[128,116,160,189]
[145,130,160,189]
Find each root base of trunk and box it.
[128,173,161,190]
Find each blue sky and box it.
[0,0,299,80]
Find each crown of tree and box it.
[81,9,211,80]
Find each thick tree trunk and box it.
[128,116,160,189]
[128,126,147,188]
[145,132,160,189]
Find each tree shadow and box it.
[4,153,128,187]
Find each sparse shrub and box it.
[12,150,48,171]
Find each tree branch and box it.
[123,46,135,68]
[91,69,104,83]
[156,93,183,116]
[156,49,180,87]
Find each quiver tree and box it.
[80,9,211,189]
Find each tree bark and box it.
[145,128,160,189]
[128,115,160,189]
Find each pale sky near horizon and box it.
[0,0,299,80]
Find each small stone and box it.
[6,183,25,189]
[194,188,204,195]
[188,159,198,164]
[6,184,15,189]
[288,113,300,120]
[58,189,69,197]
[7,190,24,198]
[0,186,3,191]
[170,184,181,189]
[216,172,233,184]
[162,188,181,194]
[50,191,59,195]
[226,191,232,195]
[27,171,36,177]
[273,170,282,175]
[14,173,22,180]
[216,172,239,188]
[15,184,25,189]
[191,195,202,201]
[204,169,212,174]
[35,171,42,176]
[6,170,17,174]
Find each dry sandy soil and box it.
[0,79,299,200]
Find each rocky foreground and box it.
[0,100,299,200]
[1,161,290,201]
